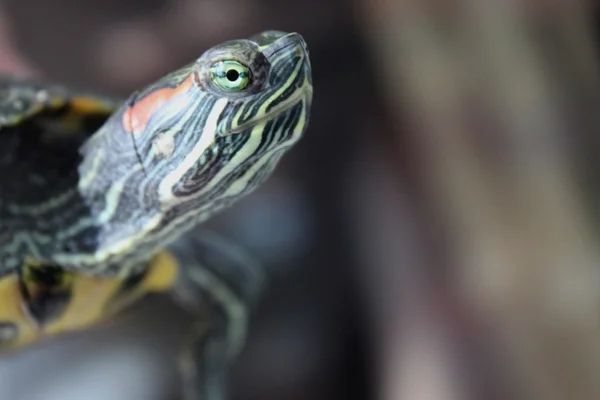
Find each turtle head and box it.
[76,31,312,271]
[136,31,312,213]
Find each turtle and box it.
[0,30,313,399]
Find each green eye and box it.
[209,60,251,92]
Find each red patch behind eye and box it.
[122,74,194,134]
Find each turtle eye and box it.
[209,60,251,92]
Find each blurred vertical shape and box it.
[361,0,600,399]
[348,132,468,400]
[0,6,35,75]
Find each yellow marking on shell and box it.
[0,89,67,128]
[0,251,179,351]
[79,148,104,190]
[69,96,114,115]
[158,98,229,207]
[36,96,113,136]
[48,96,67,109]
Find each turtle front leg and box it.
[168,232,266,400]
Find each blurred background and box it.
[0,0,599,399]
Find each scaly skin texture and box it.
[0,31,312,400]
[0,31,313,277]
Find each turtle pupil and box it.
[226,70,239,81]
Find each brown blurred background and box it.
[0,1,599,399]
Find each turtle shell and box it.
[0,76,119,130]
[0,78,180,344]
[0,76,122,274]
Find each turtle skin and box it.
[0,77,264,400]
[0,30,312,400]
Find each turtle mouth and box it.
[216,85,312,137]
